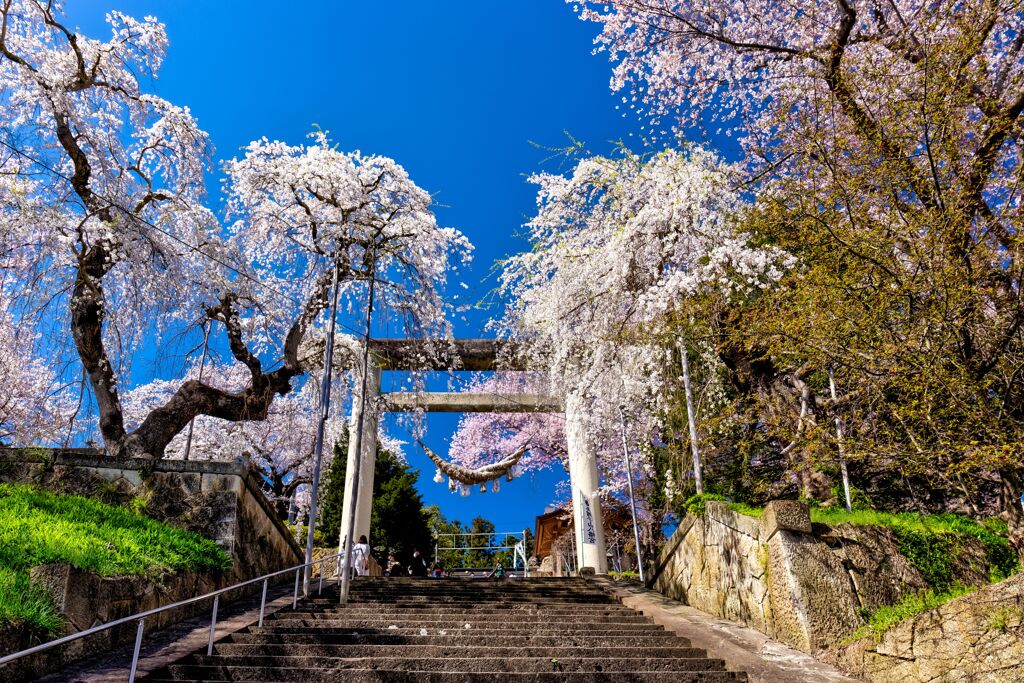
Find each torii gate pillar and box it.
[565,391,608,574]
[339,361,381,546]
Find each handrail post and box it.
[128,618,144,683]
[206,594,219,656]
[318,558,325,595]
[618,406,646,584]
[292,568,300,610]
[258,578,268,628]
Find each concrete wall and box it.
[651,501,908,653]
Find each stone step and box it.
[286,600,635,610]
[337,588,607,595]
[313,589,614,598]
[346,582,597,587]
[226,633,682,648]
[185,655,729,672]
[338,596,617,603]
[346,580,593,586]
[137,579,748,683]
[345,585,603,589]
[146,671,745,679]
[247,623,669,636]
[210,643,706,659]
[324,599,619,607]
[337,589,614,593]
[289,606,640,616]
[266,613,651,625]
[343,586,611,594]
[160,665,745,682]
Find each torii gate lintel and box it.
[366,338,523,371]
[381,392,562,413]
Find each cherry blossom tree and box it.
[123,362,344,514]
[125,361,408,517]
[0,2,470,458]
[0,301,74,445]
[448,373,566,474]
[575,1,1024,551]
[498,147,791,491]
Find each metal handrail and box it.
[433,529,531,575]
[0,550,345,682]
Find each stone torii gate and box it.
[335,338,608,574]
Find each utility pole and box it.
[182,321,212,462]
[828,367,853,512]
[302,262,342,595]
[618,406,645,584]
[679,340,704,495]
[339,244,378,604]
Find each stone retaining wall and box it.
[0,448,304,582]
[828,573,1024,682]
[0,448,305,680]
[0,564,234,682]
[648,500,988,654]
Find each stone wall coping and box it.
[0,447,249,477]
[705,501,761,539]
[235,466,304,559]
[759,500,812,540]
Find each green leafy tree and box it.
[425,505,467,569]
[316,430,351,540]
[318,436,432,566]
[424,507,526,570]
[466,516,495,569]
[576,0,1024,556]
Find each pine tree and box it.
[318,433,432,567]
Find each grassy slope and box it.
[0,483,231,636]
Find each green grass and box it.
[686,501,1018,589]
[726,501,764,518]
[0,568,64,634]
[809,508,1017,637]
[807,508,1019,589]
[809,507,991,537]
[844,585,976,644]
[0,483,231,636]
[683,493,729,517]
[682,493,764,518]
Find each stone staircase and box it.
[142,577,748,682]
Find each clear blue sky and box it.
[67,1,649,532]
